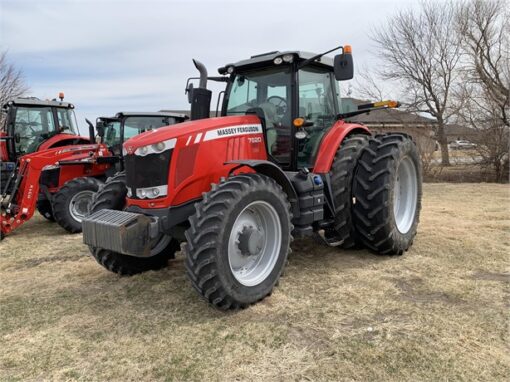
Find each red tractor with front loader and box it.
[0,105,187,239]
[83,45,422,310]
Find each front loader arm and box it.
[1,144,105,237]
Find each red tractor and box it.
[0,107,187,239]
[83,45,422,309]
[1,95,89,192]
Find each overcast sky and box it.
[0,0,421,134]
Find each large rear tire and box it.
[184,174,292,310]
[53,177,103,233]
[352,134,422,255]
[88,172,179,276]
[325,134,369,248]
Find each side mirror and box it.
[186,83,194,104]
[333,53,354,81]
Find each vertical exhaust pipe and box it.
[193,59,208,89]
[189,59,212,120]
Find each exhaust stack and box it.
[189,59,212,120]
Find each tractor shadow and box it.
[61,235,393,323]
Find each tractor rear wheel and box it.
[53,177,103,233]
[88,172,180,276]
[36,199,55,222]
[352,134,422,255]
[184,173,292,310]
[325,133,369,248]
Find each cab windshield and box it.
[14,106,78,155]
[103,115,177,148]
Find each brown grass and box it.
[1,184,509,381]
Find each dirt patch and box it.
[15,254,84,269]
[470,271,510,283]
[393,277,465,305]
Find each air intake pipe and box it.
[189,59,212,120]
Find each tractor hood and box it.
[122,115,262,155]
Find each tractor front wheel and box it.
[352,134,422,255]
[53,177,103,233]
[184,173,292,310]
[36,199,55,222]
[89,172,180,275]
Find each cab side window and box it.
[103,121,121,147]
[297,68,337,168]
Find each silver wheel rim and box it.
[228,200,282,287]
[393,156,418,234]
[69,190,95,223]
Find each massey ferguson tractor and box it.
[0,109,187,239]
[1,95,88,193]
[83,45,422,310]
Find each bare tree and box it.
[371,1,464,166]
[0,51,29,108]
[456,0,509,181]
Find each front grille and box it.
[125,150,172,198]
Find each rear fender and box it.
[313,120,370,173]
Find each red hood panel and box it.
[38,134,90,151]
[123,115,261,152]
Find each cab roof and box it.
[219,51,334,74]
[99,111,189,121]
[3,97,74,109]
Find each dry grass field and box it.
[1,183,509,381]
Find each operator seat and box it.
[258,102,279,154]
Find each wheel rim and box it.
[393,156,418,234]
[68,190,95,223]
[228,201,282,287]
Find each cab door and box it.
[296,66,339,168]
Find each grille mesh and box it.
[124,150,172,197]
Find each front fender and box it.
[227,159,300,218]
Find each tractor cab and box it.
[90,111,188,172]
[187,47,355,170]
[0,96,81,162]
[221,51,345,169]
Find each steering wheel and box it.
[266,96,287,119]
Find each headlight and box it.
[273,57,283,65]
[282,54,294,63]
[42,164,59,171]
[134,185,168,199]
[133,138,177,156]
[151,142,166,152]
